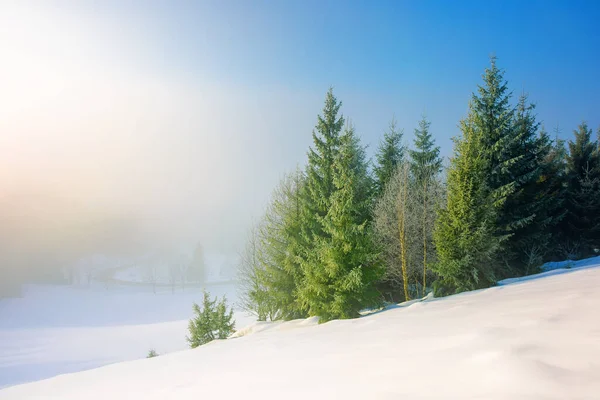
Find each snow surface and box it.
[2,260,600,399]
[0,282,253,388]
[497,255,600,286]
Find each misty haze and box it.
[1,1,599,399]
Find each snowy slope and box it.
[2,262,599,399]
[0,282,253,388]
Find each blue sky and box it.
[1,0,599,254]
[131,0,600,147]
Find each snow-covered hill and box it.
[2,260,599,399]
[0,282,252,388]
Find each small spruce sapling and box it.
[187,290,235,348]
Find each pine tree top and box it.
[315,87,344,143]
[472,56,515,148]
[305,88,345,215]
[374,117,404,195]
[567,122,600,179]
[376,117,404,165]
[409,116,442,183]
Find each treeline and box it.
[239,57,600,322]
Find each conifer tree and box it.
[563,122,600,256]
[433,114,503,294]
[146,349,158,358]
[498,95,556,271]
[298,125,382,320]
[187,291,235,348]
[471,58,550,275]
[296,88,345,315]
[238,170,307,321]
[299,88,344,249]
[374,117,404,197]
[471,57,516,200]
[409,116,443,293]
[410,117,442,184]
[303,88,345,219]
[258,170,307,319]
[533,126,568,261]
[238,221,273,321]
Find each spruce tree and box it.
[239,170,309,321]
[563,122,600,256]
[146,349,158,358]
[499,95,556,272]
[298,125,382,320]
[296,88,345,316]
[301,88,345,239]
[410,116,442,184]
[433,114,503,294]
[187,291,235,348]
[238,221,278,321]
[471,57,515,199]
[409,116,443,293]
[257,170,307,320]
[534,126,568,261]
[374,117,404,197]
[471,58,550,275]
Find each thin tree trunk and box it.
[398,165,410,301]
[422,179,428,297]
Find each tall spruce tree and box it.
[498,95,556,271]
[471,57,516,198]
[298,125,382,320]
[471,58,550,275]
[409,116,443,294]
[374,117,404,197]
[563,122,600,256]
[301,88,345,239]
[296,88,345,317]
[433,114,503,294]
